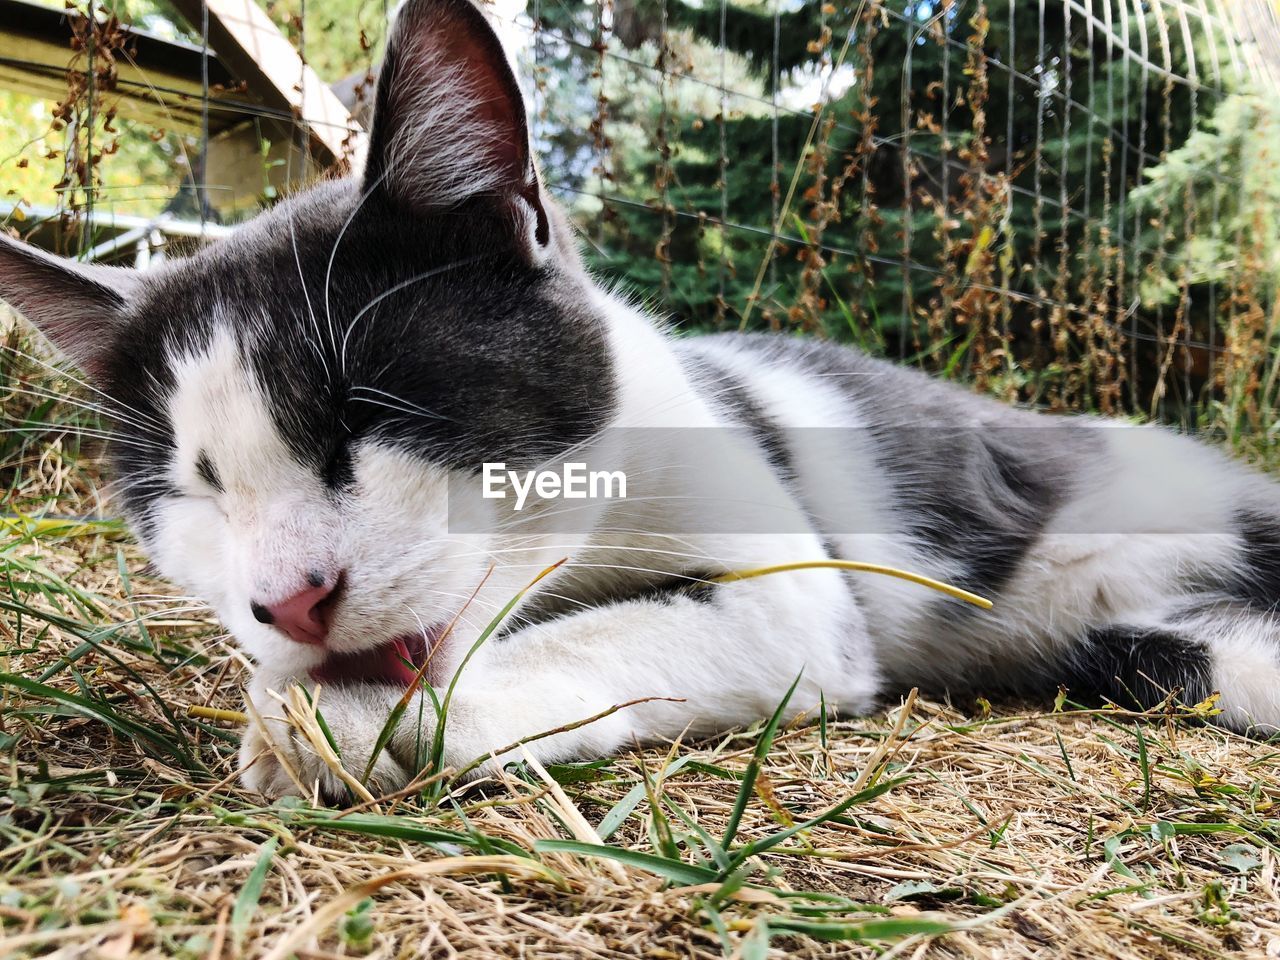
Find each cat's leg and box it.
[239,567,877,801]
[1063,602,1280,733]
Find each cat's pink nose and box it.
[251,573,343,645]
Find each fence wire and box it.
[4,0,1280,443]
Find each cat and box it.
[1,0,1277,802]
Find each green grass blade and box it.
[663,795,729,870]
[231,836,279,951]
[1135,724,1152,811]
[426,560,565,788]
[598,755,696,840]
[0,670,193,766]
[720,671,803,850]
[297,810,529,857]
[819,692,828,756]
[534,839,718,886]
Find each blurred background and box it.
[4,0,1280,459]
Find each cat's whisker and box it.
[338,257,483,371]
[486,491,807,533]
[2,384,164,436]
[118,604,217,624]
[348,393,451,423]
[2,384,165,442]
[0,343,167,430]
[553,561,719,585]
[436,539,727,572]
[323,168,395,369]
[117,595,211,608]
[0,426,167,454]
[406,587,504,615]
[99,476,178,505]
[349,385,451,421]
[285,198,334,384]
[422,546,732,588]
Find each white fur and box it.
[1211,627,1280,732]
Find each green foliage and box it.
[1130,94,1280,307]
[263,0,385,81]
[528,0,1272,423]
[339,898,377,948]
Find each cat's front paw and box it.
[237,676,418,804]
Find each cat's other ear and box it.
[0,230,137,378]
[364,0,551,262]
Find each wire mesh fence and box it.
[4,0,1280,445]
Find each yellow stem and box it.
[187,704,248,724]
[712,561,994,610]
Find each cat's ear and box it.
[0,231,137,377]
[364,0,550,261]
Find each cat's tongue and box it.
[310,631,432,688]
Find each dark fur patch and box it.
[1061,626,1213,710]
[99,311,181,536]
[895,429,1059,597]
[689,355,795,483]
[1231,511,1280,613]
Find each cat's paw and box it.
[237,678,417,804]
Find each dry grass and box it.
[5,519,1280,957]
[3,341,1280,959]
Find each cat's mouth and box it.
[309,625,447,688]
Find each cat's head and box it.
[0,0,617,680]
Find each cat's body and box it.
[1,0,1276,801]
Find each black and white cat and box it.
[2,0,1277,800]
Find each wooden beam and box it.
[167,0,366,168]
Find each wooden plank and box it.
[167,0,366,168]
